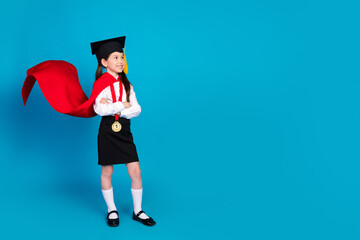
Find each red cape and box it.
[21,60,118,118]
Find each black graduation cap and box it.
[90,36,126,63]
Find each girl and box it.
[91,36,156,227]
[21,36,156,228]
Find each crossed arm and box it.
[93,85,142,119]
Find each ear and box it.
[101,58,107,68]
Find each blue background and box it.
[1,0,360,239]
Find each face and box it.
[101,51,125,77]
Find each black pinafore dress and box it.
[97,115,139,165]
[97,79,139,165]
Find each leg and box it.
[126,162,156,226]
[101,165,114,190]
[126,162,145,216]
[126,161,142,189]
[101,165,119,222]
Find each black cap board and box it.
[90,36,126,63]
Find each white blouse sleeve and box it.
[93,86,125,116]
[120,85,142,119]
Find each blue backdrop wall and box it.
[1,0,360,239]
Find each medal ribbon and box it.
[110,76,123,121]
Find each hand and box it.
[123,102,132,108]
[100,98,109,104]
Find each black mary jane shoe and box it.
[132,210,156,226]
[106,210,119,227]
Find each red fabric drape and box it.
[21,60,117,118]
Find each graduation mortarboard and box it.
[90,36,128,73]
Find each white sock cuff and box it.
[131,188,143,192]
[102,187,113,193]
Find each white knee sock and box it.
[131,188,149,219]
[102,187,118,219]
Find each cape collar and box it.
[103,71,120,81]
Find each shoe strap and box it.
[136,210,145,217]
[107,210,119,218]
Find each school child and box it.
[91,36,156,227]
[21,36,156,227]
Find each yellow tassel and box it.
[124,54,128,74]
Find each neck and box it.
[106,70,119,79]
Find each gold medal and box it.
[112,121,122,132]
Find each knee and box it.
[129,166,141,180]
[101,167,113,179]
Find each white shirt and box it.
[93,81,141,119]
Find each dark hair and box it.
[95,54,131,102]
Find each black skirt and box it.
[97,116,139,165]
